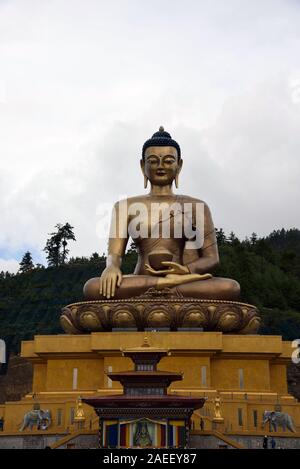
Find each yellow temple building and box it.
[1,331,300,449]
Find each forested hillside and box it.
[0,228,299,352]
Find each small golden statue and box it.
[213,395,224,422]
[74,396,85,422]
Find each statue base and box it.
[60,288,261,335]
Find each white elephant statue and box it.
[19,409,51,431]
[262,410,296,433]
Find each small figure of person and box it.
[263,435,268,449]
[270,437,276,449]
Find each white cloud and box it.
[0,0,300,271]
[0,258,20,274]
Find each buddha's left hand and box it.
[145,261,190,276]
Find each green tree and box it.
[19,251,34,273]
[44,230,61,267]
[59,223,76,264]
[216,228,226,245]
[250,232,258,245]
[44,223,76,267]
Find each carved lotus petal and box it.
[113,310,136,328]
[182,309,208,328]
[239,316,262,334]
[60,315,81,334]
[216,311,241,332]
[147,309,171,327]
[79,311,102,331]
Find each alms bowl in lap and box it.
[60,289,261,335]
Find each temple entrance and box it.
[103,418,186,449]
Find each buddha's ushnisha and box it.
[84,128,240,300]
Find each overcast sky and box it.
[0,0,300,273]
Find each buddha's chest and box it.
[127,202,190,239]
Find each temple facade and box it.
[83,338,205,448]
[0,330,299,448]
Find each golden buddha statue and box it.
[61,127,260,334]
[84,127,240,301]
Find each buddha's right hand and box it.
[99,266,122,299]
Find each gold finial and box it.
[74,395,85,422]
[159,126,164,132]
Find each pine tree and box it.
[250,232,258,245]
[19,251,34,273]
[44,223,76,267]
[216,228,226,245]
[59,223,76,264]
[44,231,61,267]
[228,231,236,242]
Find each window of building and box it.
[238,408,243,426]
[72,368,78,390]
[253,410,258,427]
[57,408,63,426]
[238,368,244,389]
[201,366,207,387]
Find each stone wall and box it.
[190,434,236,449]
[0,435,59,449]
[1,432,300,449]
[0,433,98,449]
[190,433,300,449]
[57,434,98,449]
[288,363,300,401]
[0,355,32,403]
[228,434,300,449]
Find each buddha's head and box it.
[141,127,183,188]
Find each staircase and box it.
[190,429,245,449]
[50,416,99,449]
[50,429,98,449]
[192,409,246,449]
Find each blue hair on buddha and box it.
[142,126,181,159]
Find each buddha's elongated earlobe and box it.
[140,159,148,189]
[175,173,179,189]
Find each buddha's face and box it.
[141,146,182,187]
